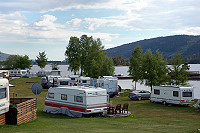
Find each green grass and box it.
[1,77,200,133]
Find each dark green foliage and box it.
[36,51,48,69]
[65,37,81,74]
[106,35,200,63]
[4,55,32,69]
[112,56,129,66]
[65,35,114,78]
[169,52,189,85]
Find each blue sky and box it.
[0,0,200,60]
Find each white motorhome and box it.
[9,70,28,77]
[150,86,194,105]
[97,76,118,98]
[0,78,10,115]
[43,86,108,117]
[41,75,61,89]
[78,77,91,86]
[51,70,61,76]
[37,70,51,77]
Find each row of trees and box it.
[1,51,49,70]
[129,46,189,91]
[65,35,114,78]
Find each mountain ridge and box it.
[106,35,200,62]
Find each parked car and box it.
[128,90,151,100]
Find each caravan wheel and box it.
[138,97,142,101]
[162,101,166,105]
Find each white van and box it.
[43,86,108,117]
[0,78,10,115]
[150,86,194,105]
[78,77,91,86]
[97,76,118,98]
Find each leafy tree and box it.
[4,55,32,69]
[65,35,114,78]
[79,35,93,75]
[36,51,48,69]
[4,55,19,69]
[142,50,169,91]
[15,55,32,69]
[169,52,189,85]
[65,37,81,75]
[129,46,143,89]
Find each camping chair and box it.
[115,104,121,114]
[122,103,129,114]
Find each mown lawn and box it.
[1,77,200,133]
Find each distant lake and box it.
[30,64,200,99]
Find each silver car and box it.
[128,90,151,100]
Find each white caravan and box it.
[37,70,51,77]
[43,86,108,117]
[78,77,91,86]
[97,76,118,98]
[150,86,194,105]
[0,78,10,115]
[56,78,71,87]
[69,75,79,85]
[9,70,28,77]
[41,75,61,89]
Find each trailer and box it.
[9,70,28,77]
[97,76,118,98]
[0,78,9,115]
[43,86,108,117]
[78,77,91,86]
[69,75,79,85]
[150,86,194,105]
[0,70,9,79]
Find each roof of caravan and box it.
[79,77,90,80]
[98,76,118,80]
[50,86,106,92]
[156,85,193,89]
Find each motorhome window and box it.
[82,80,87,83]
[75,96,83,103]
[18,71,20,74]
[60,81,69,85]
[154,89,160,95]
[61,94,67,100]
[102,83,104,86]
[48,93,54,98]
[22,72,26,74]
[11,72,13,74]
[182,92,192,97]
[173,91,179,97]
[0,88,6,99]
[14,71,17,74]
[71,78,75,80]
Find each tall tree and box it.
[169,52,189,85]
[142,50,169,91]
[128,46,143,89]
[79,35,93,75]
[65,37,80,75]
[4,55,19,69]
[36,51,48,69]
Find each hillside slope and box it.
[106,35,200,61]
[0,52,10,61]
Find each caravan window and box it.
[173,91,179,97]
[182,92,192,97]
[61,94,67,100]
[0,88,6,99]
[154,89,160,95]
[82,80,87,83]
[60,81,69,85]
[71,78,75,81]
[48,93,54,98]
[74,96,83,103]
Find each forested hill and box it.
[106,35,200,63]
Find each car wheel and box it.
[138,97,142,101]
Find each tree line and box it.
[129,46,189,91]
